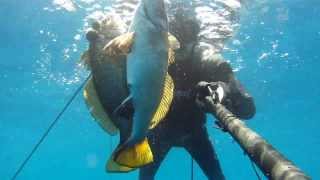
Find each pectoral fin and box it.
[83,77,119,135]
[113,138,153,168]
[113,95,134,119]
[103,32,135,57]
[148,73,174,129]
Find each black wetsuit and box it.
[139,45,256,180]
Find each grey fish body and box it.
[125,0,169,144]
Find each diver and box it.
[138,6,256,180]
[82,3,255,179]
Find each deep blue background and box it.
[0,0,319,179]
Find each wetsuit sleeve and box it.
[223,67,256,120]
[198,54,256,120]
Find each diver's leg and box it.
[139,131,171,180]
[185,127,225,180]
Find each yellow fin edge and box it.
[148,73,174,129]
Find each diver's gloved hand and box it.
[194,81,229,112]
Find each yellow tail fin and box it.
[114,138,154,168]
[106,155,135,173]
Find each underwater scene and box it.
[1,0,319,179]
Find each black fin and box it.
[113,95,134,119]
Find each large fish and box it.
[81,16,136,172]
[82,13,179,171]
[105,0,175,168]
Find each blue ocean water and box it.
[0,0,319,180]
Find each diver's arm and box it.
[199,56,256,120]
[223,68,256,120]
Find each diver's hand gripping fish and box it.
[105,0,175,168]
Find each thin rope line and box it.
[248,156,263,180]
[10,74,91,180]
